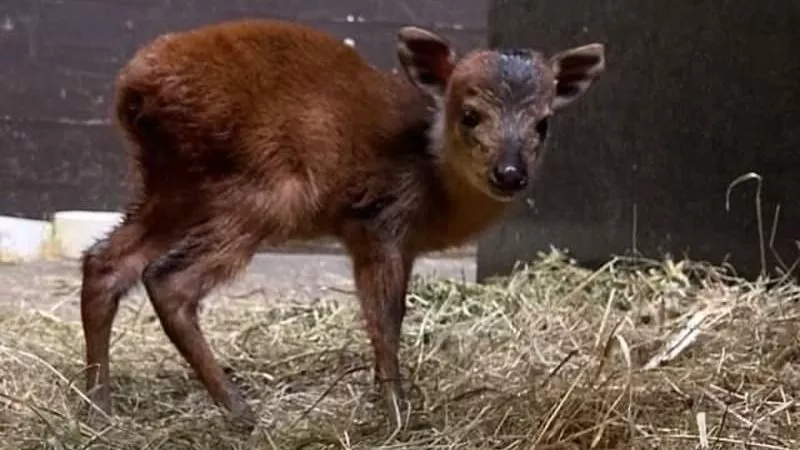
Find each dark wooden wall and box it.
[0,0,487,220]
[477,0,800,280]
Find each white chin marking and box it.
[482,184,516,202]
[492,192,516,203]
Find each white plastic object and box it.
[52,211,124,260]
[0,215,53,262]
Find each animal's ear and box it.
[549,43,605,110]
[396,26,457,100]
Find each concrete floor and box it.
[0,252,477,319]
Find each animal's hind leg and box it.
[140,220,265,429]
[81,217,157,419]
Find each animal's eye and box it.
[535,117,549,140]
[460,108,481,129]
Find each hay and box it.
[0,250,798,449]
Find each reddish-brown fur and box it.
[80,18,605,431]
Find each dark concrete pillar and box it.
[477,0,800,280]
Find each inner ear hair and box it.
[396,26,457,94]
[551,43,606,78]
[549,43,606,109]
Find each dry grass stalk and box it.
[0,249,798,449]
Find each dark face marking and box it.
[495,49,543,103]
[482,50,552,196]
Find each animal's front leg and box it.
[348,240,415,431]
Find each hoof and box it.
[82,389,113,430]
[83,404,113,430]
[382,383,410,435]
[227,402,258,434]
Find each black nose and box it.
[490,164,528,192]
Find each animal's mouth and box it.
[460,166,520,202]
[485,180,520,202]
[486,162,529,200]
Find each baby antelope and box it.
[80,18,605,432]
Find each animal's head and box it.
[396,27,605,201]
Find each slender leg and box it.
[81,219,154,424]
[140,226,263,431]
[348,240,415,430]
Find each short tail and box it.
[113,54,179,196]
[113,59,164,148]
